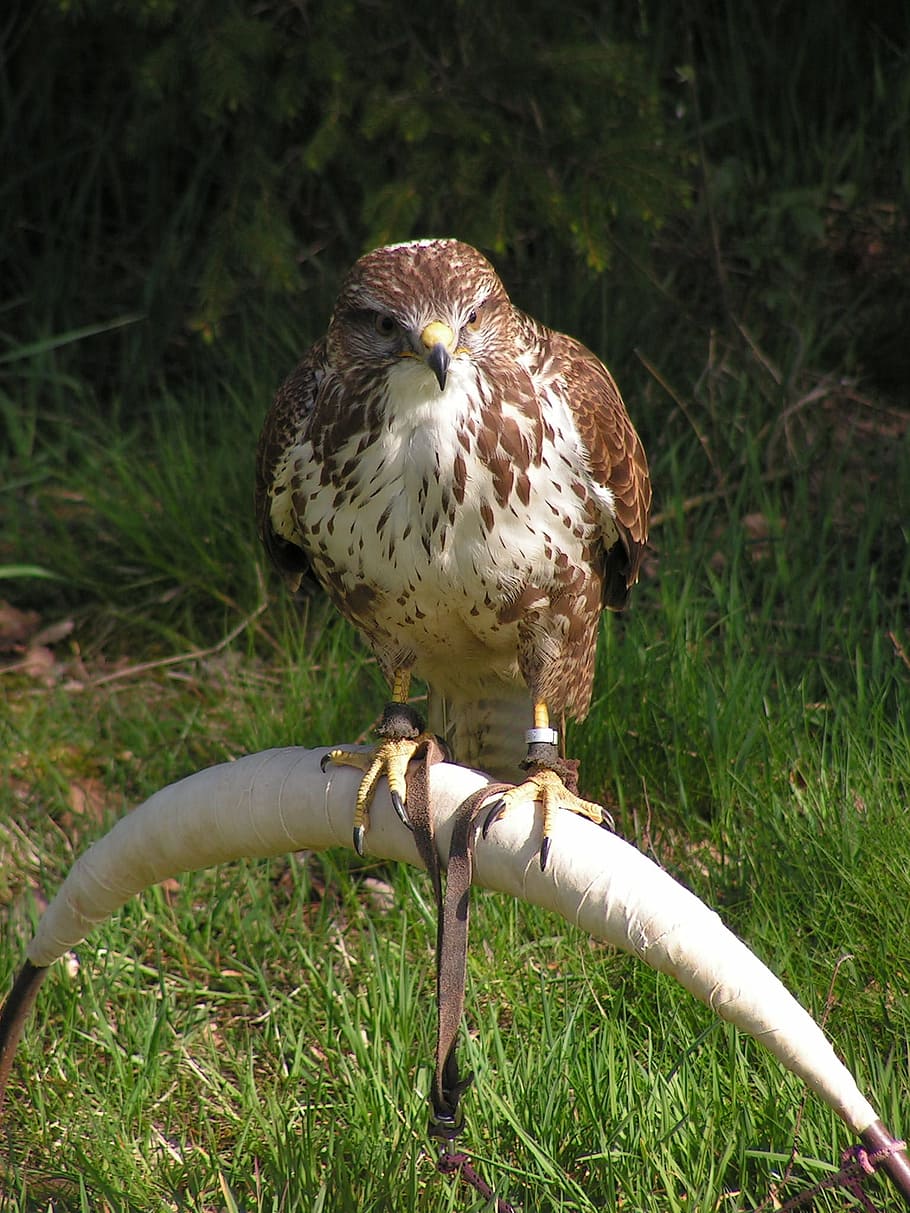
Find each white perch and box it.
[2,747,908,1202]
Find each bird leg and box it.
[482,701,613,871]
[321,669,438,856]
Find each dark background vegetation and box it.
[4,0,909,386]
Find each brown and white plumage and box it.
[256,238,650,845]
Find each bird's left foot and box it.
[482,743,613,872]
[321,702,434,856]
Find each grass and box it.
[2,5,910,1209]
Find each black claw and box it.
[390,789,412,831]
[320,752,332,773]
[482,799,506,839]
[352,825,365,857]
[539,834,552,871]
[599,811,615,832]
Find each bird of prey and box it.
[256,238,650,868]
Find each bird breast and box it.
[284,357,611,690]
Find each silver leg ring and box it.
[525,727,559,745]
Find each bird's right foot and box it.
[321,701,431,856]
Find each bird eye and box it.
[374,313,398,336]
[465,305,482,331]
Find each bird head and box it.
[328,238,510,394]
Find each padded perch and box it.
[1,747,908,1204]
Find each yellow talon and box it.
[323,738,422,854]
[322,671,431,855]
[481,768,611,872]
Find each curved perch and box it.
[2,747,908,1203]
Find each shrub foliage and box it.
[2,0,688,367]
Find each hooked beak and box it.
[420,321,454,391]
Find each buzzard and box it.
[256,239,650,868]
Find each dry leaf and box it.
[20,644,57,683]
[66,777,112,825]
[0,601,41,651]
[32,618,75,647]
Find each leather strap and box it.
[0,960,48,1113]
[405,741,511,1138]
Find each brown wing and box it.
[254,338,328,591]
[551,331,652,610]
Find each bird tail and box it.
[425,685,532,783]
